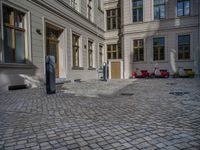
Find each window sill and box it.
[153,60,168,63]
[0,63,35,69]
[72,66,84,70]
[88,67,96,70]
[176,59,194,62]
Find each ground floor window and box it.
[178,35,190,60]
[3,4,26,63]
[153,37,165,61]
[72,34,80,67]
[107,44,121,59]
[88,40,93,68]
[99,45,103,67]
[133,39,144,61]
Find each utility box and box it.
[46,56,56,94]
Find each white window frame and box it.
[0,1,31,64]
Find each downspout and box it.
[198,1,200,78]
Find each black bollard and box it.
[46,56,56,94]
[103,62,108,81]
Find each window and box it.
[133,39,144,61]
[87,0,93,21]
[178,35,190,60]
[132,0,143,22]
[107,9,120,30]
[72,34,80,67]
[107,44,121,59]
[177,0,190,16]
[88,41,93,68]
[3,5,26,63]
[154,0,166,20]
[153,37,165,61]
[99,45,103,67]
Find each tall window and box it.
[132,0,143,22]
[87,0,93,21]
[153,37,165,61]
[107,44,121,59]
[178,35,190,60]
[72,34,80,67]
[177,0,190,16]
[107,9,120,30]
[154,0,166,20]
[3,5,26,63]
[99,45,103,67]
[133,39,144,61]
[88,41,93,68]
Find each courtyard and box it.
[0,79,200,150]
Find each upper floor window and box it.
[72,34,80,67]
[3,5,26,63]
[154,0,166,20]
[107,9,120,30]
[132,0,143,22]
[153,37,165,61]
[87,0,93,21]
[107,44,121,59]
[88,40,93,68]
[133,39,144,61]
[178,35,190,60]
[177,0,190,17]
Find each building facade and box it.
[105,0,199,79]
[0,0,105,90]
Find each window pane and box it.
[138,0,143,7]
[160,0,165,5]
[154,0,159,5]
[3,6,14,26]
[113,52,117,59]
[184,1,190,16]
[139,8,143,21]
[15,11,25,28]
[160,5,165,19]
[177,2,183,16]
[15,30,25,63]
[133,1,137,8]
[154,6,159,19]
[112,18,116,29]
[107,52,111,59]
[4,27,14,63]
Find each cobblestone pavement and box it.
[0,79,200,150]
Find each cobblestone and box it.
[0,79,200,149]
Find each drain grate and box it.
[169,92,189,96]
[121,93,134,96]
[166,83,176,85]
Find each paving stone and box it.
[0,79,199,150]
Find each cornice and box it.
[27,0,105,40]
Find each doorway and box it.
[46,23,63,78]
[111,61,121,79]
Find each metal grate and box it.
[169,92,189,96]
[121,93,134,96]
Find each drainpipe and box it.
[198,1,200,78]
